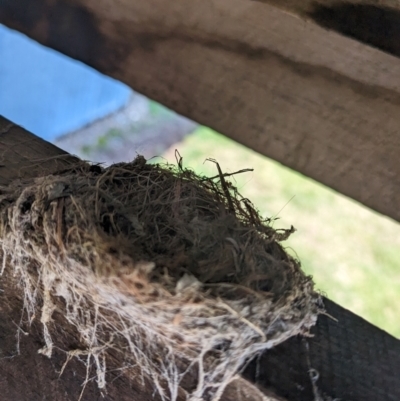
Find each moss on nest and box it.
[0,155,322,401]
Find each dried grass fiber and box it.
[0,156,322,401]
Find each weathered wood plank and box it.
[0,117,399,400]
[1,0,400,224]
[244,298,400,401]
[0,117,78,184]
[255,0,400,13]
[256,0,400,58]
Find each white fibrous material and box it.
[0,158,322,401]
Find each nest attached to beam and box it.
[0,156,322,401]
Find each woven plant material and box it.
[0,156,322,401]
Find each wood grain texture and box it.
[244,0,400,58]
[253,0,400,18]
[244,299,400,401]
[0,116,78,184]
[1,0,400,224]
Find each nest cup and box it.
[0,155,322,401]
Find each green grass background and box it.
[160,127,400,338]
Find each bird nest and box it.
[0,155,322,401]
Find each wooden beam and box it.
[253,0,400,19]
[0,118,77,185]
[259,0,400,58]
[0,116,399,400]
[1,1,400,223]
[244,298,400,401]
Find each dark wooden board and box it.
[255,0,400,58]
[244,298,400,401]
[0,117,78,184]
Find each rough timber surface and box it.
[257,0,400,58]
[0,116,78,184]
[244,298,400,401]
[1,0,400,224]
[0,118,399,400]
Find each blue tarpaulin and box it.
[0,24,131,142]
